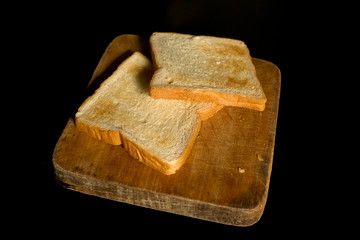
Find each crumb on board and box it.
[238,167,245,173]
[256,153,264,161]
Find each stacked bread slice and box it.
[75,33,266,175]
[150,32,267,111]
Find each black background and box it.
[9,0,352,237]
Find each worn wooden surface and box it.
[52,34,281,227]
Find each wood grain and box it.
[52,34,281,226]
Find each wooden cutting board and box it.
[53,34,281,227]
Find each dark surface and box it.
[10,0,349,237]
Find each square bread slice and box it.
[75,52,223,175]
[149,32,267,111]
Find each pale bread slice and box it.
[149,32,267,111]
[75,52,223,175]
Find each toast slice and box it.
[75,52,223,175]
[149,32,267,111]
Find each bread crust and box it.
[76,118,185,175]
[150,84,265,111]
[149,32,267,111]
[75,104,221,175]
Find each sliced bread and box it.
[75,52,223,175]
[149,32,267,111]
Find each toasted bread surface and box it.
[75,52,222,174]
